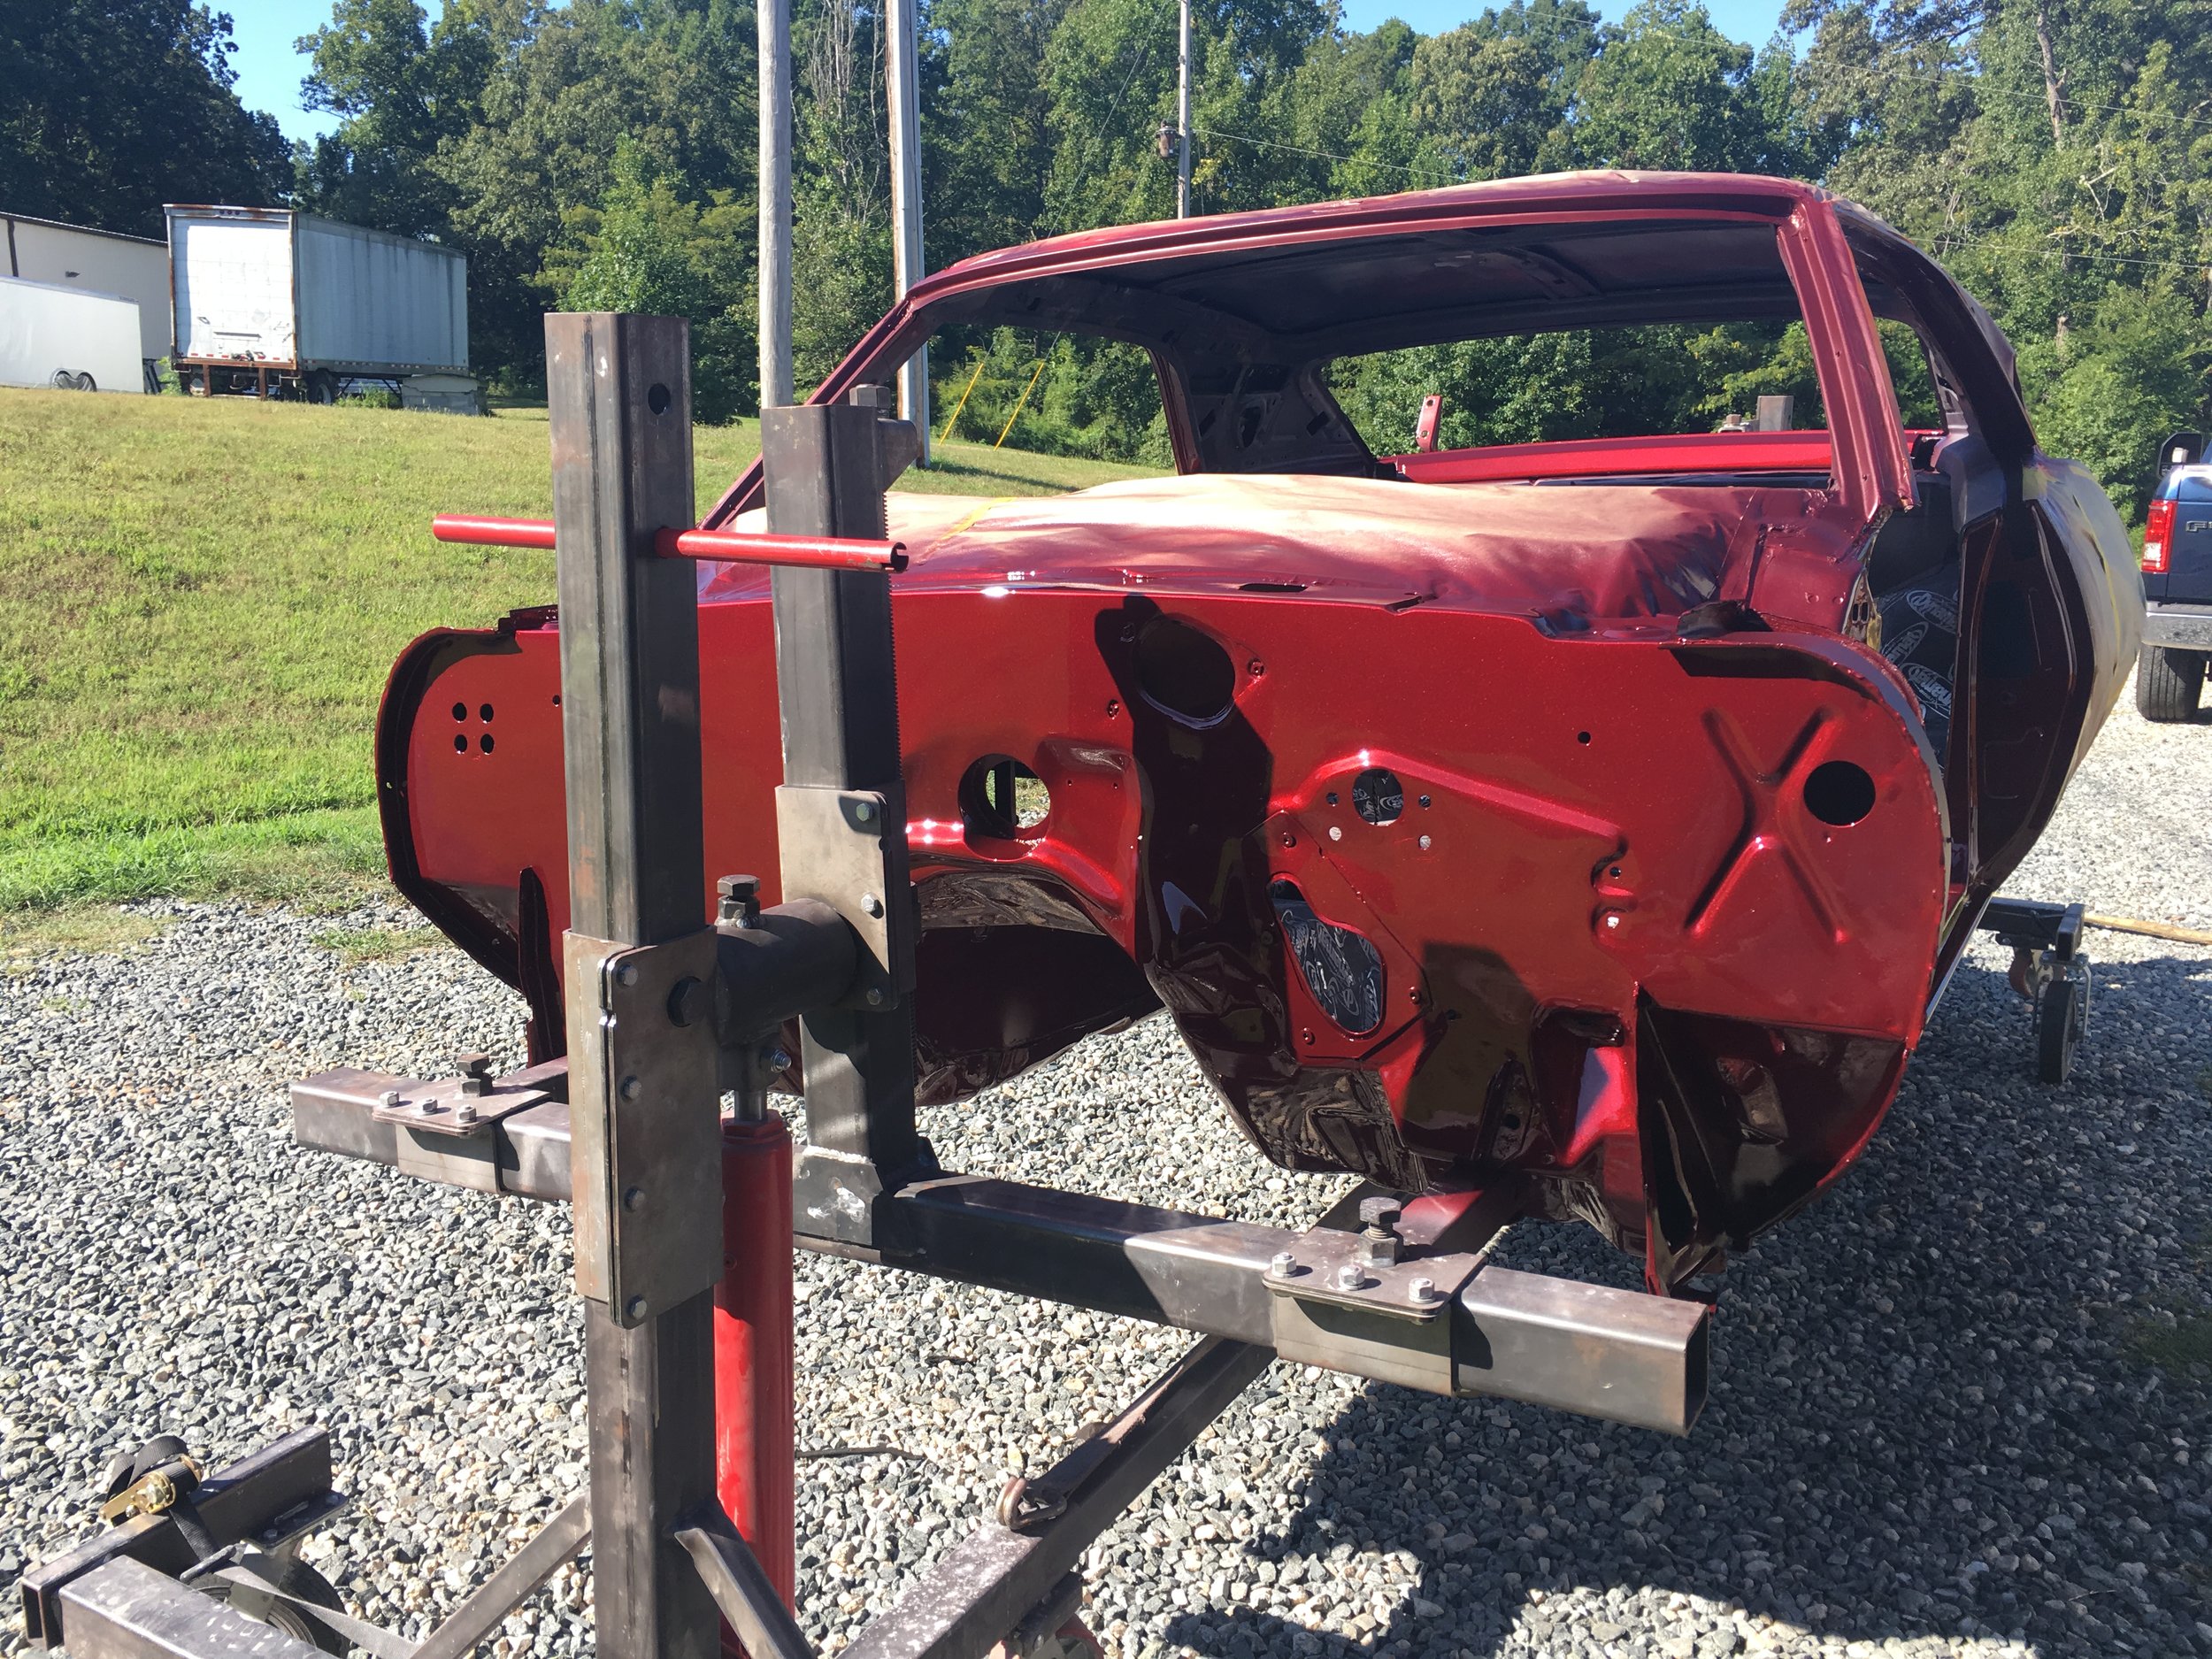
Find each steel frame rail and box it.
[27,316,1709,1659]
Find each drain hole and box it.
[451,702,466,721]
[1803,760,1875,826]
[480,703,495,722]
[959,756,1048,838]
[480,733,495,756]
[452,734,466,753]
[1133,617,1235,726]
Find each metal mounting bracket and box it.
[1263,1233,1482,1323]
[565,928,724,1325]
[368,1059,564,1138]
[774,784,913,1009]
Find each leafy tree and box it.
[549,141,757,419]
[0,0,291,236]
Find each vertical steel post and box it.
[758,0,794,411]
[764,403,928,1244]
[887,0,930,463]
[547,313,723,1659]
[1176,0,1192,219]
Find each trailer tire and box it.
[2036,975,2082,1085]
[2135,644,2204,722]
[307,369,339,404]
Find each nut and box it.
[1268,1251,1297,1280]
[862,893,885,918]
[1409,1275,1439,1304]
[1334,1263,1367,1292]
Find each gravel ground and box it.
[3,690,2208,1659]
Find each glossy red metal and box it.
[378,173,2141,1297]
[714,1116,795,1654]
[428,514,905,572]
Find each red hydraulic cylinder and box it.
[714,1114,797,1655]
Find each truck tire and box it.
[2136,644,2205,722]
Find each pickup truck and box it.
[2139,452,2212,720]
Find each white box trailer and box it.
[3,211,171,373]
[0,276,145,394]
[165,205,473,406]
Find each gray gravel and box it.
[3,685,2208,1659]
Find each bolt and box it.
[624,1297,649,1321]
[1417,834,1432,851]
[768,1047,794,1071]
[451,1098,478,1125]
[1328,825,1342,841]
[623,1187,646,1213]
[1357,1196,1404,1232]
[616,962,640,987]
[1279,831,1296,848]
[1335,1263,1367,1292]
[1268,1251,1297,1280]
[1409,1276,1439,1304]
[620,1075,642,1101]
[667,975,710,1027]
[1104,698,1120,717]
[864,987,885,1007]
[1418,795,1432,809]
[1247,658,1265,677]
[853,799,876,824]
[861,893,885,918]
[377,1088,400,1110]
[717,873,762,927]
[457,1052,494,1096]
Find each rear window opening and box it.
[1325,320,1829,464]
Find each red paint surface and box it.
[384,173,2139,1294]
[716,1116,795,1647]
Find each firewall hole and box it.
[451,702,466,721]
[480,733,495,756]
[480,703,495,723]
[452,734,466,754]
[1803,760,1875,826]
[959,756,1049,839]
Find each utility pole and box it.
[887,0,930,462]
[758,0,793,410]
[1176,0,1191,219]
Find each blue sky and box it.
[228,0,1790,145]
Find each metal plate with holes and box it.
[565,929,722,1323]
[775,784,912,1005]
[367,1064,561,1139]
[1263,1232,1482,1322]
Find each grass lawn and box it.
[0,387,1153,934]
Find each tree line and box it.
[4,0,2205,515]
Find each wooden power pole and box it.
[887,0,929,462]
[1177,0,1191,219]
[758,0,793,411]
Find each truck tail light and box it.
[2142,498,2174,573]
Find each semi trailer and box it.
[164,205,473,406]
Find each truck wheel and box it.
[308,370,339,404]
[2136,645,2205,722]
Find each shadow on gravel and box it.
[1162,951,2212,1659]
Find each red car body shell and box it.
[379,173,2139,1293]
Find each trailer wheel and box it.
[307,370,339,404]
[2036,974,2083,1085]
[2136,644,2205,722]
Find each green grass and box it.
[310,924,448,964]
[0,388,1153,919]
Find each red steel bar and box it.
[714,1115,796,1658]
[430,514,905,572]
[432,513,557,549]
